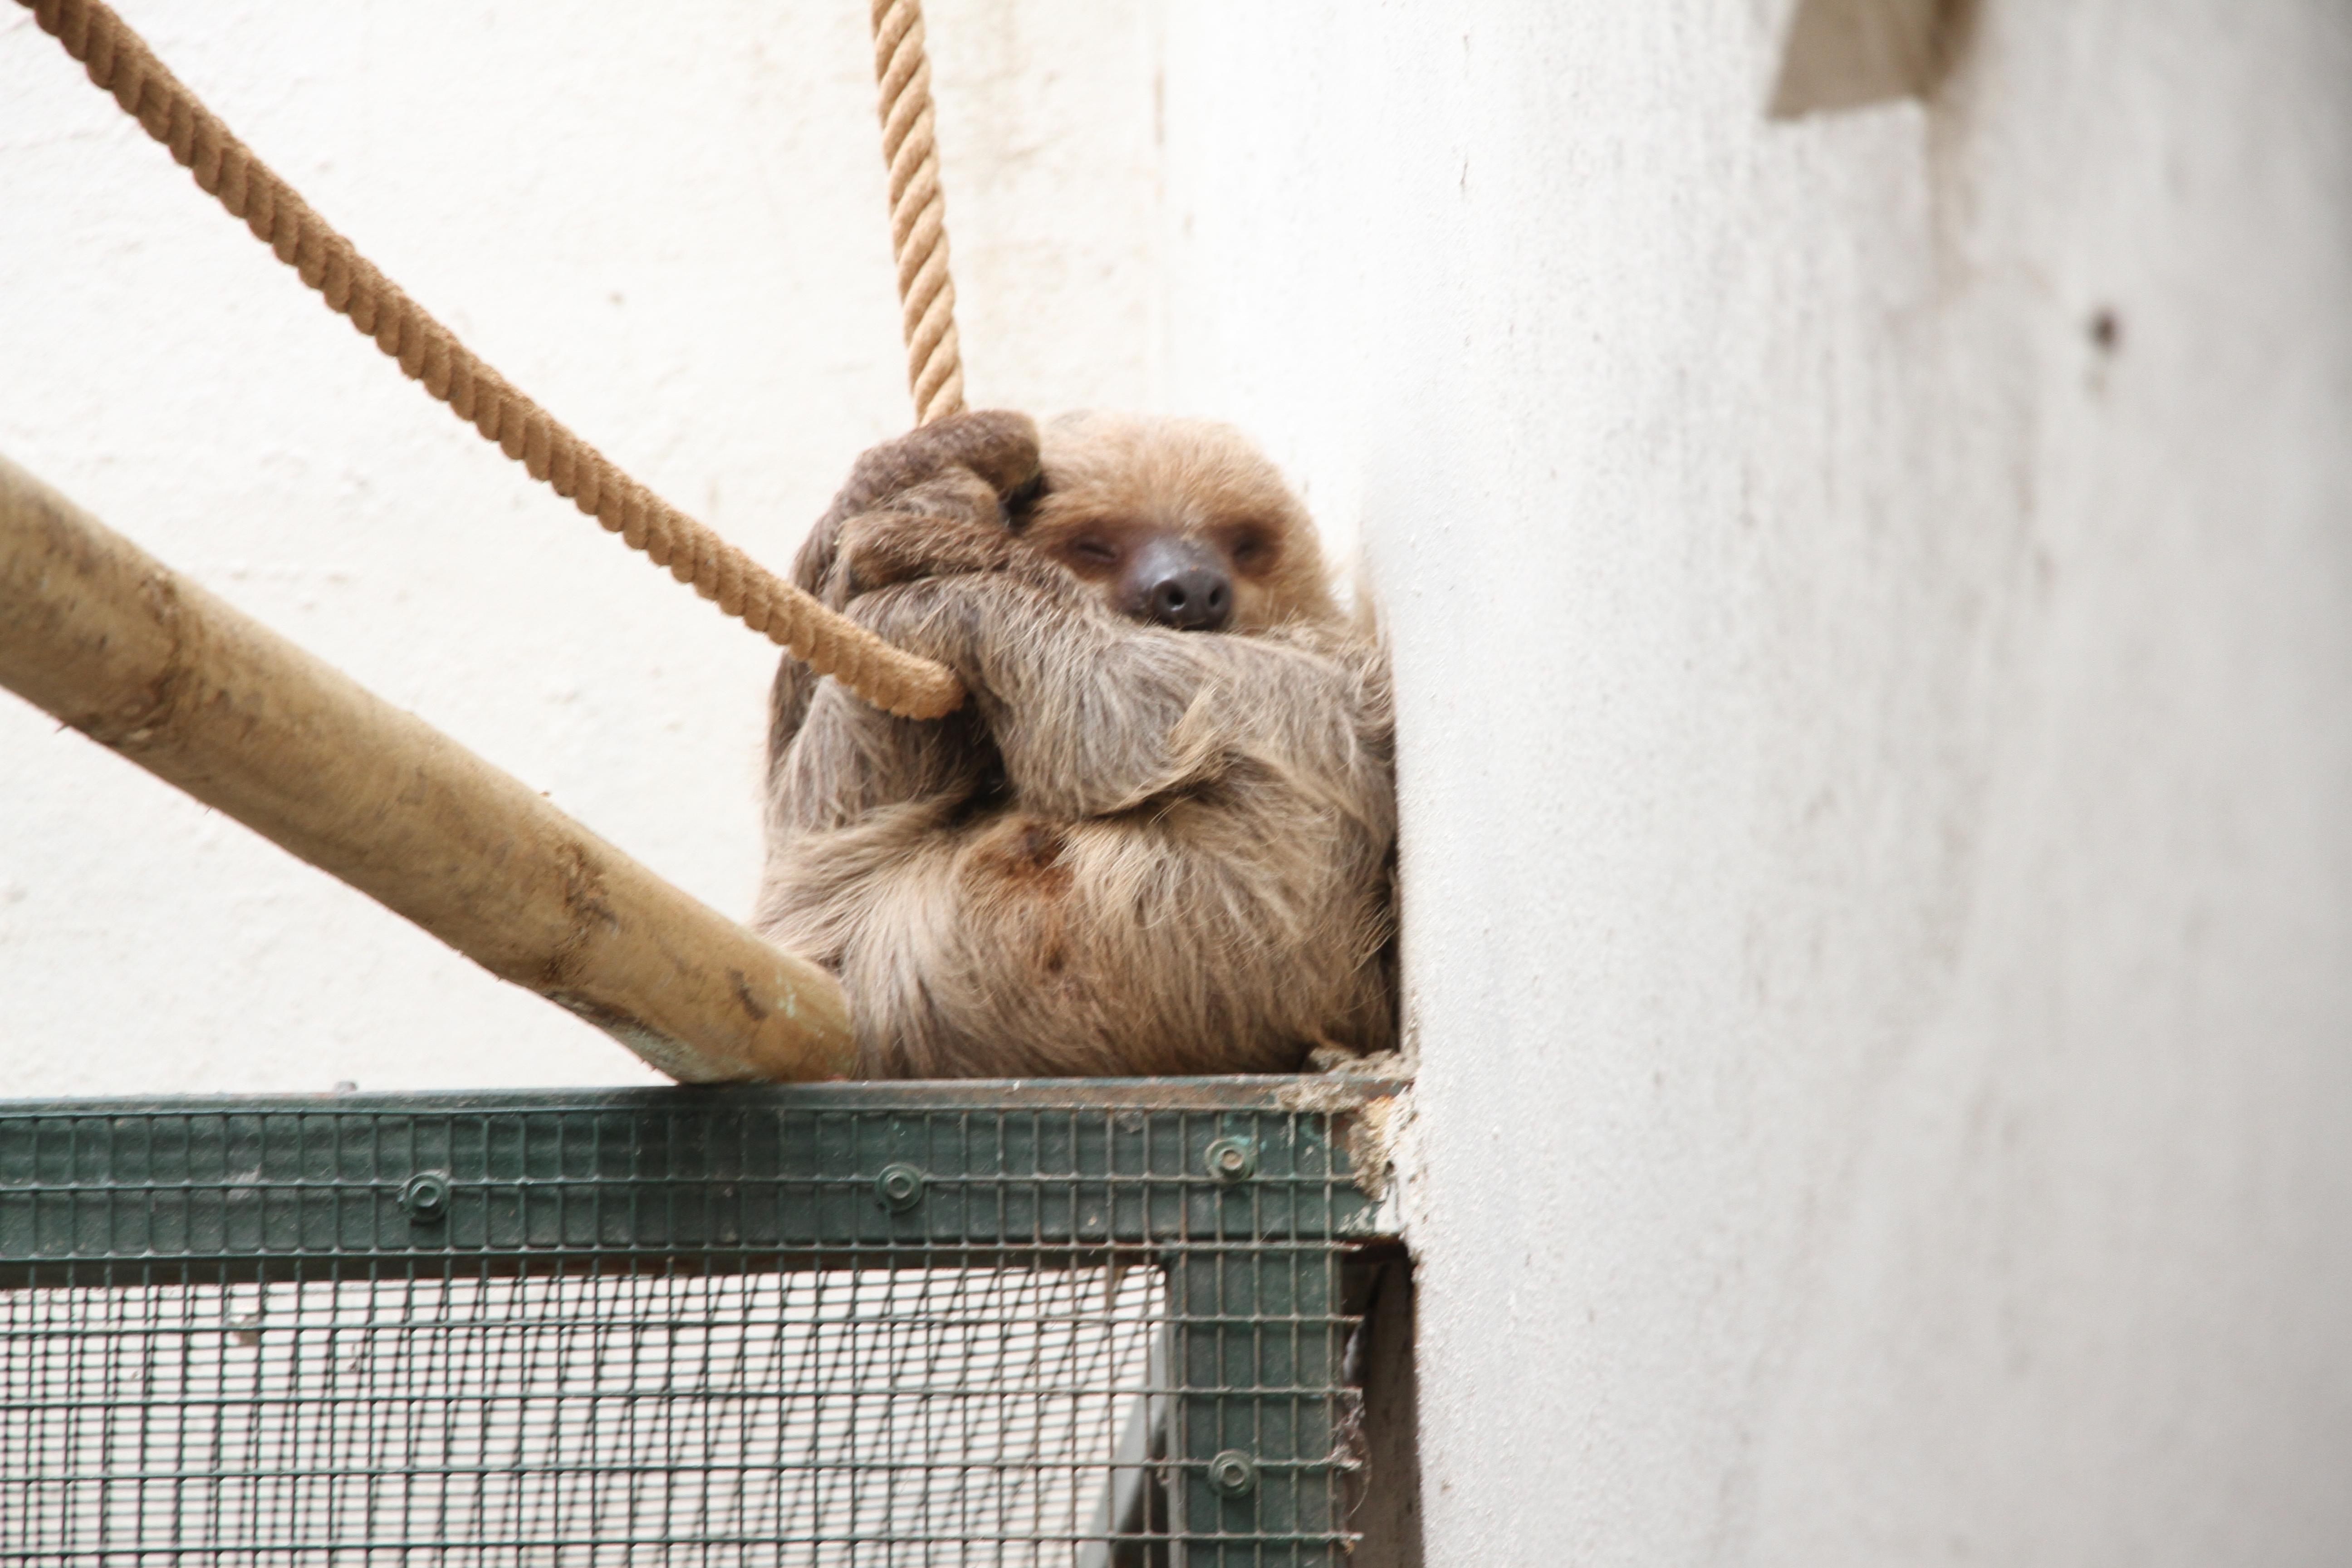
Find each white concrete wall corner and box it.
[1156,2,2352,1563]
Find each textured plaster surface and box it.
[1152,2,2352,1562]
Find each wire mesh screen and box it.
[0,1082,1391,1567]
[6,1266,1162,1562]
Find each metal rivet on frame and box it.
[1207,1450,1258,1497]
[1203,1137,1257,1183]
[398,1171,451,1223]
[874,1162,927,1213]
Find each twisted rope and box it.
[21,0,966,720]
[870,0,966,426]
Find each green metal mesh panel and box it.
[0,1081,1393,1567]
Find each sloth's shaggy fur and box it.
[755,411,1395,1078]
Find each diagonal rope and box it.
[20,0,967,720]
[869,0,967,427]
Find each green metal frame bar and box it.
[0,1078,1402,1565]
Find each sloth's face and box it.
[1032,510,1281,632]
[1020,414,1337,635]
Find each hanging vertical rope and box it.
[17,0,969,720]
[869,0,968,426]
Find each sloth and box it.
[754,410,1394,1078]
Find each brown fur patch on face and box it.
[1024,414,1339,632]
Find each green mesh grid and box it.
[0,1080,1394,1567]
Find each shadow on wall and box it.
[1345,1253,1425,1568]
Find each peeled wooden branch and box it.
[0,452,854,1084]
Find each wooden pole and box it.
[0,452,854,1084]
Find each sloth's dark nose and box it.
[1145,564,1232,631]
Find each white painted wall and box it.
[6,0,2350,1560]
[1155,1,2352,1562]
[0,0,1155,1094]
